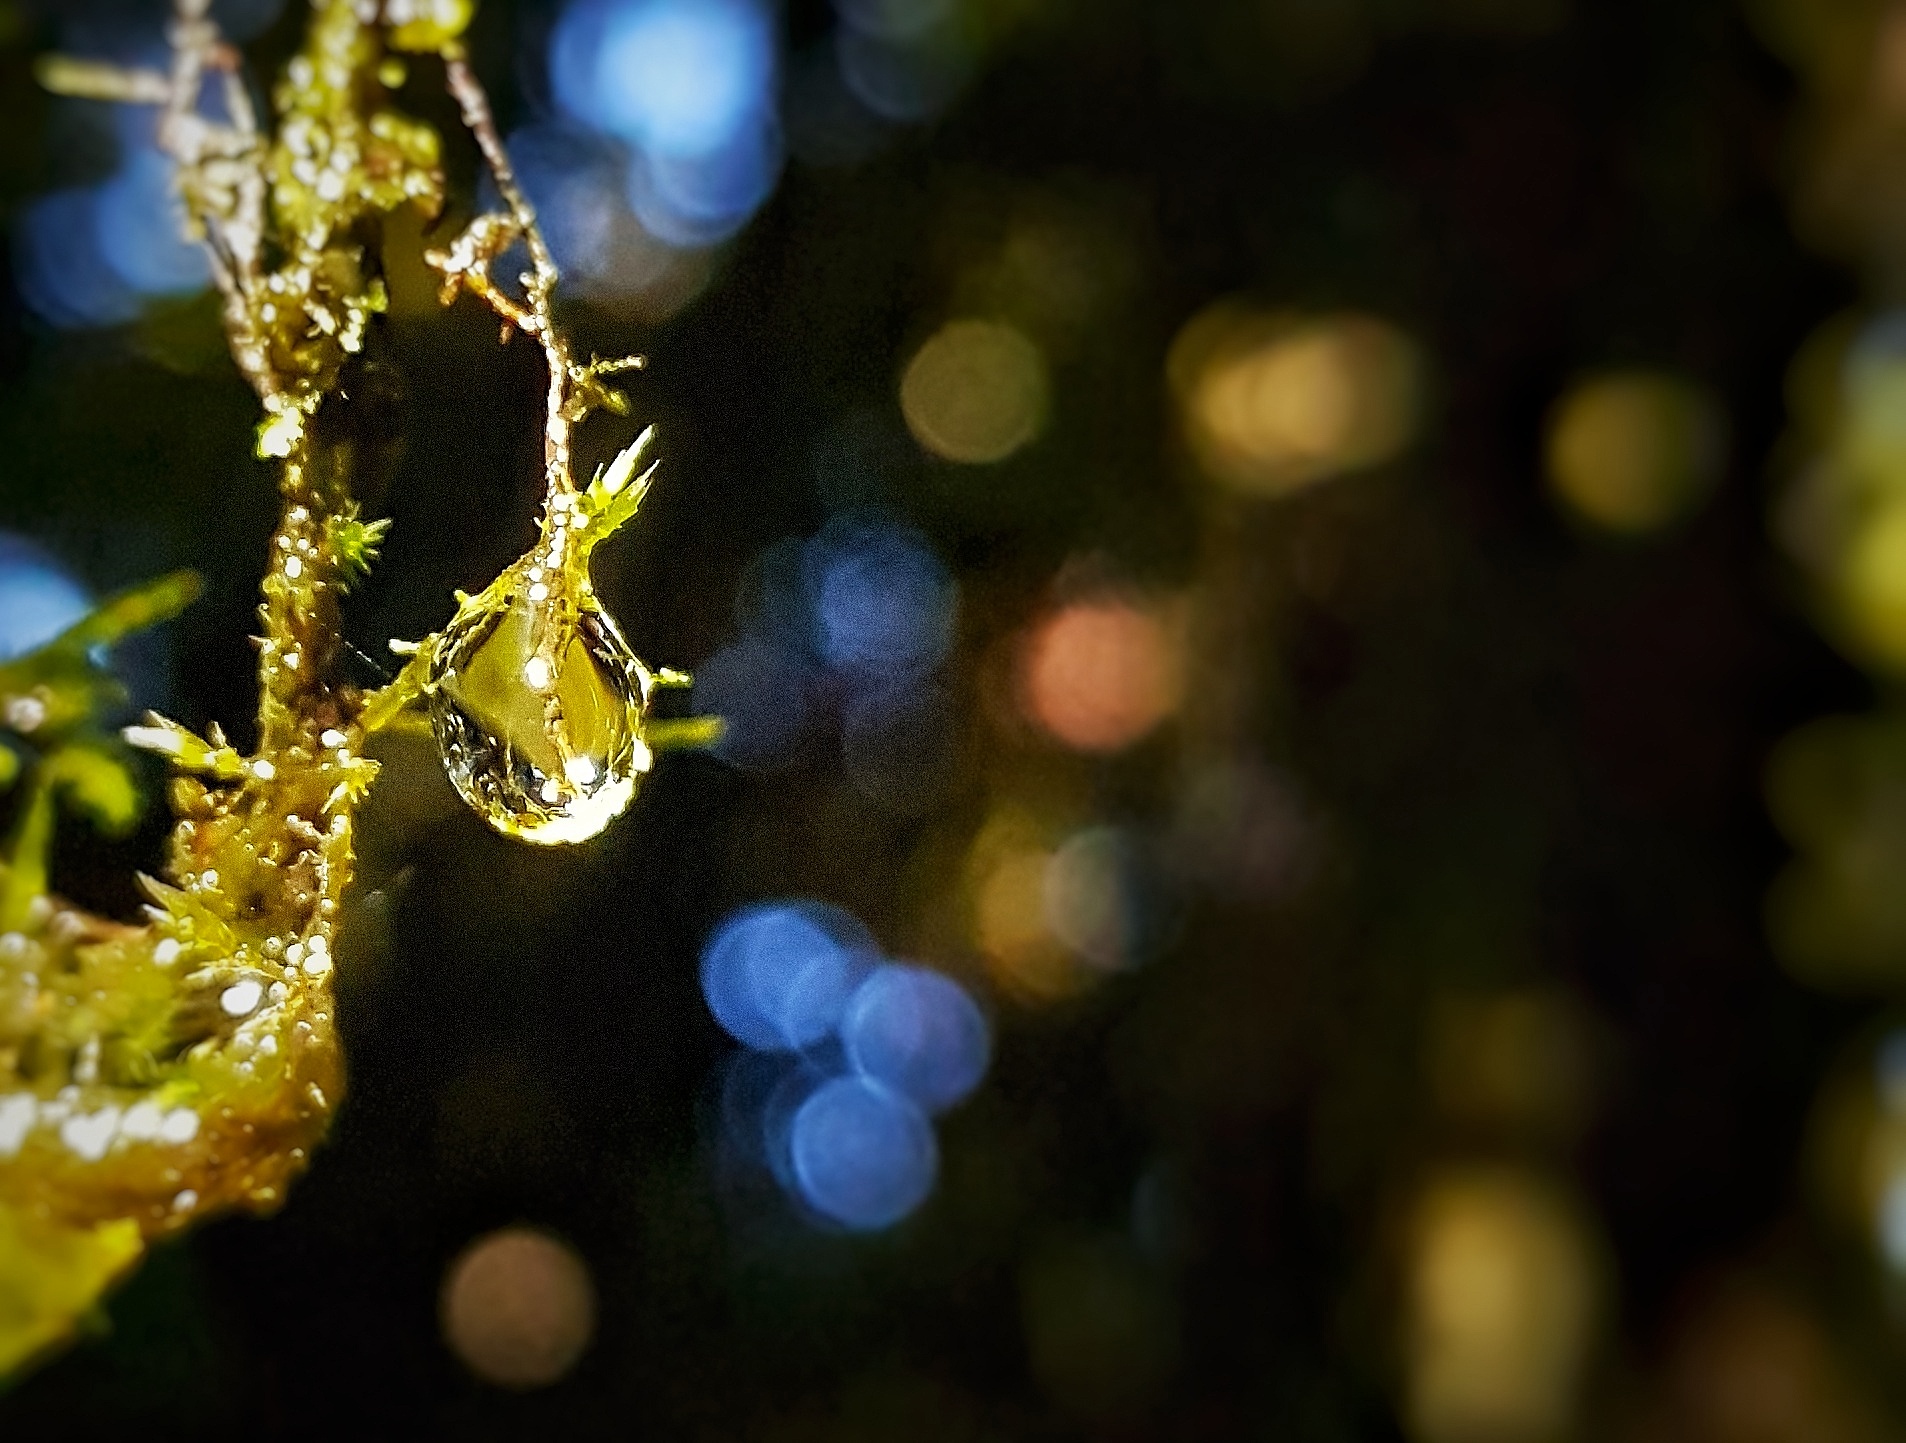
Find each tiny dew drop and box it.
[428,585,651,844]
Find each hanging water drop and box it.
[428,582,651,844]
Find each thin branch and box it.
[429,43,643,506]
[436,44,576,498]
[441,47,562,298]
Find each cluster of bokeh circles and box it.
[701,900,988,1229]
[16,104,211,330]
[695,511,959,809]
[542,0,779,255]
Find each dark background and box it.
[0,0,1888,1437]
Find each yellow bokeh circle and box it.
[1170,304,1422,496]
[900,319,1051,464]
[1545,371,1724,534]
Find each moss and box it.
[1,0,706,1378]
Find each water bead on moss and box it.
[428,585,650,845]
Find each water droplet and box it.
[220,979,264,1016]
[429,585,649,844]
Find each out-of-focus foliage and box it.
[1767,712,1906,988]
[0,572,199,912]
[1745,0,1906,286]
[1749,0,1906,1429]
[0,574,202,1370]
[1762,4,1906,995]
[1403,1167,1602,1443]
[1777,313,1906,671]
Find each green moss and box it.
[3,0,714,1379]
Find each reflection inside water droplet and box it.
[428,586,649,844]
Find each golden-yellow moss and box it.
[2,0,705,1378]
